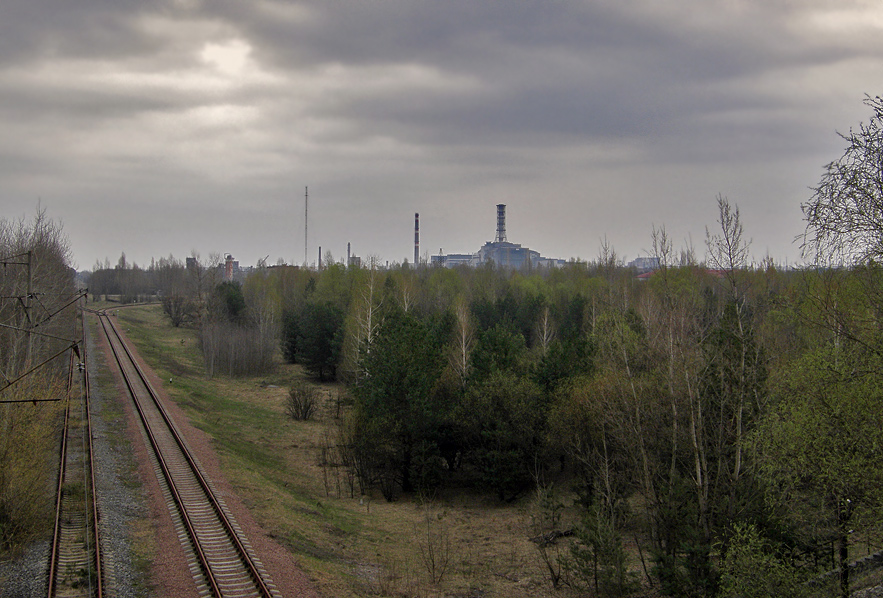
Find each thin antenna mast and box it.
[304,186,308,266]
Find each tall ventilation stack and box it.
[495,204,507,243]
[414,213,420,266]
[225,254,234,281]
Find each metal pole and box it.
[25,250,33,364]
[304,187,308,267]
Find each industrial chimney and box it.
[495,204,507,243]
[414,213,420,266]
[225,254,234,281]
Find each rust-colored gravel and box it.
[102,322,321,598]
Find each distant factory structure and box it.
[430,204,565,269]
[627,256,660,272]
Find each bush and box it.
[286,382,320,421]
[564,504,638,597]
[719,523,809,598]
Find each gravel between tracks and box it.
[0,541,50,598]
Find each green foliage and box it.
[565,504,638,597]
[650,476,720,598]
[459,372,546,501]
[353,308,449,499]
[468,324,528,382]
[533,336,595,393]
[718,523,809,598]
[753,346,883,530]
[296,302,345,381]
[752,338,883,597]
[212,281,247,322]
[280,308,300,363]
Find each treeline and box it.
[87,254,276,377]
[90,203,883,595]
[0,209,78,550]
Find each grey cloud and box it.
[0,1,166,65]
[1,0,881,267]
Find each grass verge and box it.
[113,305,619,598]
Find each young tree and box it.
[449,296,475,388]
[297,302,345,381]
[460,371,546,502]
[353,308,449,498]
[155,255,192,327]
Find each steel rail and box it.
[46,364,70,597]
[98,311,275,598]
[83,340,103,598]
[47,308,102,597]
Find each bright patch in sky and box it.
[804,3,883,33]
[200,39,251,76]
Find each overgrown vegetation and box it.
[0,209,76,551]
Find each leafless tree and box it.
[344,258,383,383]
[0,207,75,548]
[535,305,555,357]
[706,195,750,277]
[802,95,883,265]
[450,296,475,387]
[0,208,77,380]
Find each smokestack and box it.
[225,254,234,281]
[414,212,420,266]
[495,204,507,243]
[347,242,351,266]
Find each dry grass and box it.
[0,373,64,553]
[114,304,617,598]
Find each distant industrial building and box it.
[627,256,660,272]
[431,205,565,269]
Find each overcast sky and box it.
[2,0,882,270]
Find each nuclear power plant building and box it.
[431,205,565,269]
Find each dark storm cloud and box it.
[1,0,882,266]
[214,0,860,158]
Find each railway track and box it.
[96,310,280,598]
[48,314,102,597]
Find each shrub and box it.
[719,523,809,598]
[564,504,638,597]
[286,382,320,421]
